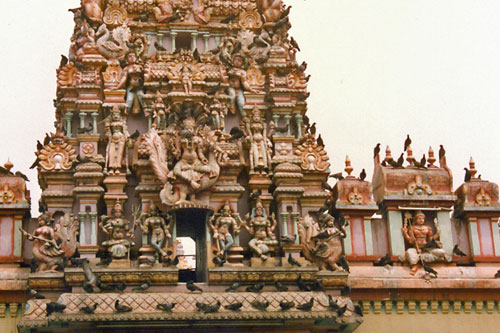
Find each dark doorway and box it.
[174,208,210,282]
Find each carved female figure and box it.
[245,106,272,173]
[114,52,145,114]
[99,200,135,259]
[21,213,65,272]
[243,200,277,261]
[104,105,130,174]
[223,54,258,116]
[208,202,242,261]
[140,201,172,260]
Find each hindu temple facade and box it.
[0,1,498,332]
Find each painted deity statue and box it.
[21,212,79,272]
[104,105,129,174]
[298,212,346,271]
[139,201,172,261]
[243,200,278,261]
[245,106,272,174]
[152,94,168,130]
[208,202,243,263]
[223,54,258,117]
[114,52,145,115]
[400,211,451,275]
[99,200,135,259]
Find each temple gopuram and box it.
[0,1,499,333]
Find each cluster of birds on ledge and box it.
[30,274,361,318]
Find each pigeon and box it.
[421,239,439,250]
[193,48,201,63]
[29,157,41,169]
[495,270,500,278]
[77,122,94,134]
[221,13,237,24]
[274,124,289,135]
[296,275,311,292]
[321,178,334,192]
[439,145,446,160]
[46,302,66,316]
[329,172,344,180]
[279,5,292,20]
[186,280,203,293]
[196,302,209,312]
[280,235,296,244]
[313,280,324,292]
[464,168,472,182]
[224,302,243,311]
[115,300,132,313]
[132,281,151,292]
[290,36,300,51]
[423,262,438,277]
[165,255,179,267]
[337,304,348,316]
[27,287,45,299]
[249,189,263,202]
[60,54,68,67]
[359,169,366,181]
[373,253,393,267]
[246,282,264,292]
[225,281,241,292]
[96,280,117,292]
[337,255,350,273]
[204,300,221,314]
[279,301,295,311]
[354,304,364,317]
[381,160,387,167]
[82,281,94,293]
[137,12,150,22]
[157,303,176,312]
[129,130,140,141]
[273,16,290,34]
[453,245,467,257]
[328,295,339,310]
[309,122,316,136]
[404,134,412,152]
[36,140,44,151]
[296,298,314,311]
[80,303,98,314]
[274,281,288,292]
[316,134,324,147]
[229,127,244,141]
[288,254,301,267]
[414,154,427,168]
[373,143,381,158]
[341,285,351,296]
[154,41,167,51]
[96,256,112,266]
[251,300,270,311]
[396,153,405,167]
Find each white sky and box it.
[1,1,500,214]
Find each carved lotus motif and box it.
[476,188,491,207]
[295,134,330,172]
[36,132,77,171]
[1,184,15,204]
[348,187,363,205]
[56,62,79,87]
[407,175,432,195]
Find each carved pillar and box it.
[157,32,164,50]
[280,212,289,236]
[215,35,221,46]
[145,32,154,55]
[78,212,87,245]
[170,32,177,52]
[191,32,198,50]
[79,112,87,129]
[295,114,303,138]
[283,114,292,136]
[203,34,210,52]
[91,112,98,134]
[291,212,299,244]
[272,114,280,131]
[64,111,74,138]
[89,212,97,246]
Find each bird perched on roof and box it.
[82,281,94,293]
[423,262,438,278]
[132,281,151,292]
[225,281,241,292]
[337,255,350,273]
[354,304,364,317]
[414,154,426,169]
[186,280,203,293]
[204,301,221,314]
[27,287,45,299]
[251,300,270,312]
[464,168,472,182]
[297,298,314,311]
[337,304,348,316]
[288,254,301,267]
[328,295,339,311]
[373,253,393,267]
[373,143,381,158]
[224,302,243,311]
[313,280,324,292]
[80,303,98,314]
[196,302,209,312]
[46,302,66,316]
[296,275,311,292]
[279,301,295,311]
[439,145,446,161]
[157,302,176,312]
[115,282,126,292]
[115,300,132,313]
[404,134,412,152]
[246,282,264,292]
[453,245,467,257]
[329,172,344,180]
[280,5,292,20]
[274,281,288,292]
[359,169,366,181]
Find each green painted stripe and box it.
[364,219,373,256]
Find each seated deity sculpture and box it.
[99,200,135,260]
[400,211,451,275]
[242,200,278,261]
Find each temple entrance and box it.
[174,208,210,282]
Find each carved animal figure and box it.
[96,23,130,59]
[297,213,345,271]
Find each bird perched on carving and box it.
[196,302,209,312]
[280,235,296,244]
[495,270,500,278]
[404,134,412,151]
[115,282,126,292]
[224,302,243,311]
[280,5,292,20]
[354,304,364,317]
[388,154,404,168]
[132,281,151,292]
[46,302,66,316]
[373,143,381,158]
[297,298,314,311]
[154,41,167,51]
[273,16,290,34]
[337,304,348,316]
[221,13,237,24]
[204,301,221,314]
[274,281,288,292]
[225,281,241,292]
[439,145,446,161]
[246,282,264,292]
[359,169,366,181]
[373,253,393,267]
[228,127,244,141]
[157,302,176,312]
[80,303,98,314]
[290,36,300,51]
[288,253,301,267]
[421,239,439,250]
[414,154,426,169]
[313,280,324,292]
[309,122,317,136]
[328,295,339,310]
[316,134,324,147]
[251,300,270,312]
[82,281,94,293]
[423,262,438,277]
[115,300,132,313]
[279,301,295,311]
[82,259,96,286]
[329,172,344,180]
[249,189,263,202]
[296,275,311,292]
[60,54,68,67]
[337,255,350,273]
[27,287,45,299]
[186,280,203,293]
[464,168,472,182]
[77,122,94,134]
[453,245,467,257]
[96,256,112,267]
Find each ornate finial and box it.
[427,146,436,167]
[345,155,353,177]
[406,145,414,165]
[469,157,477,179]
[384,145,393,161]
[4,159,13,172]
